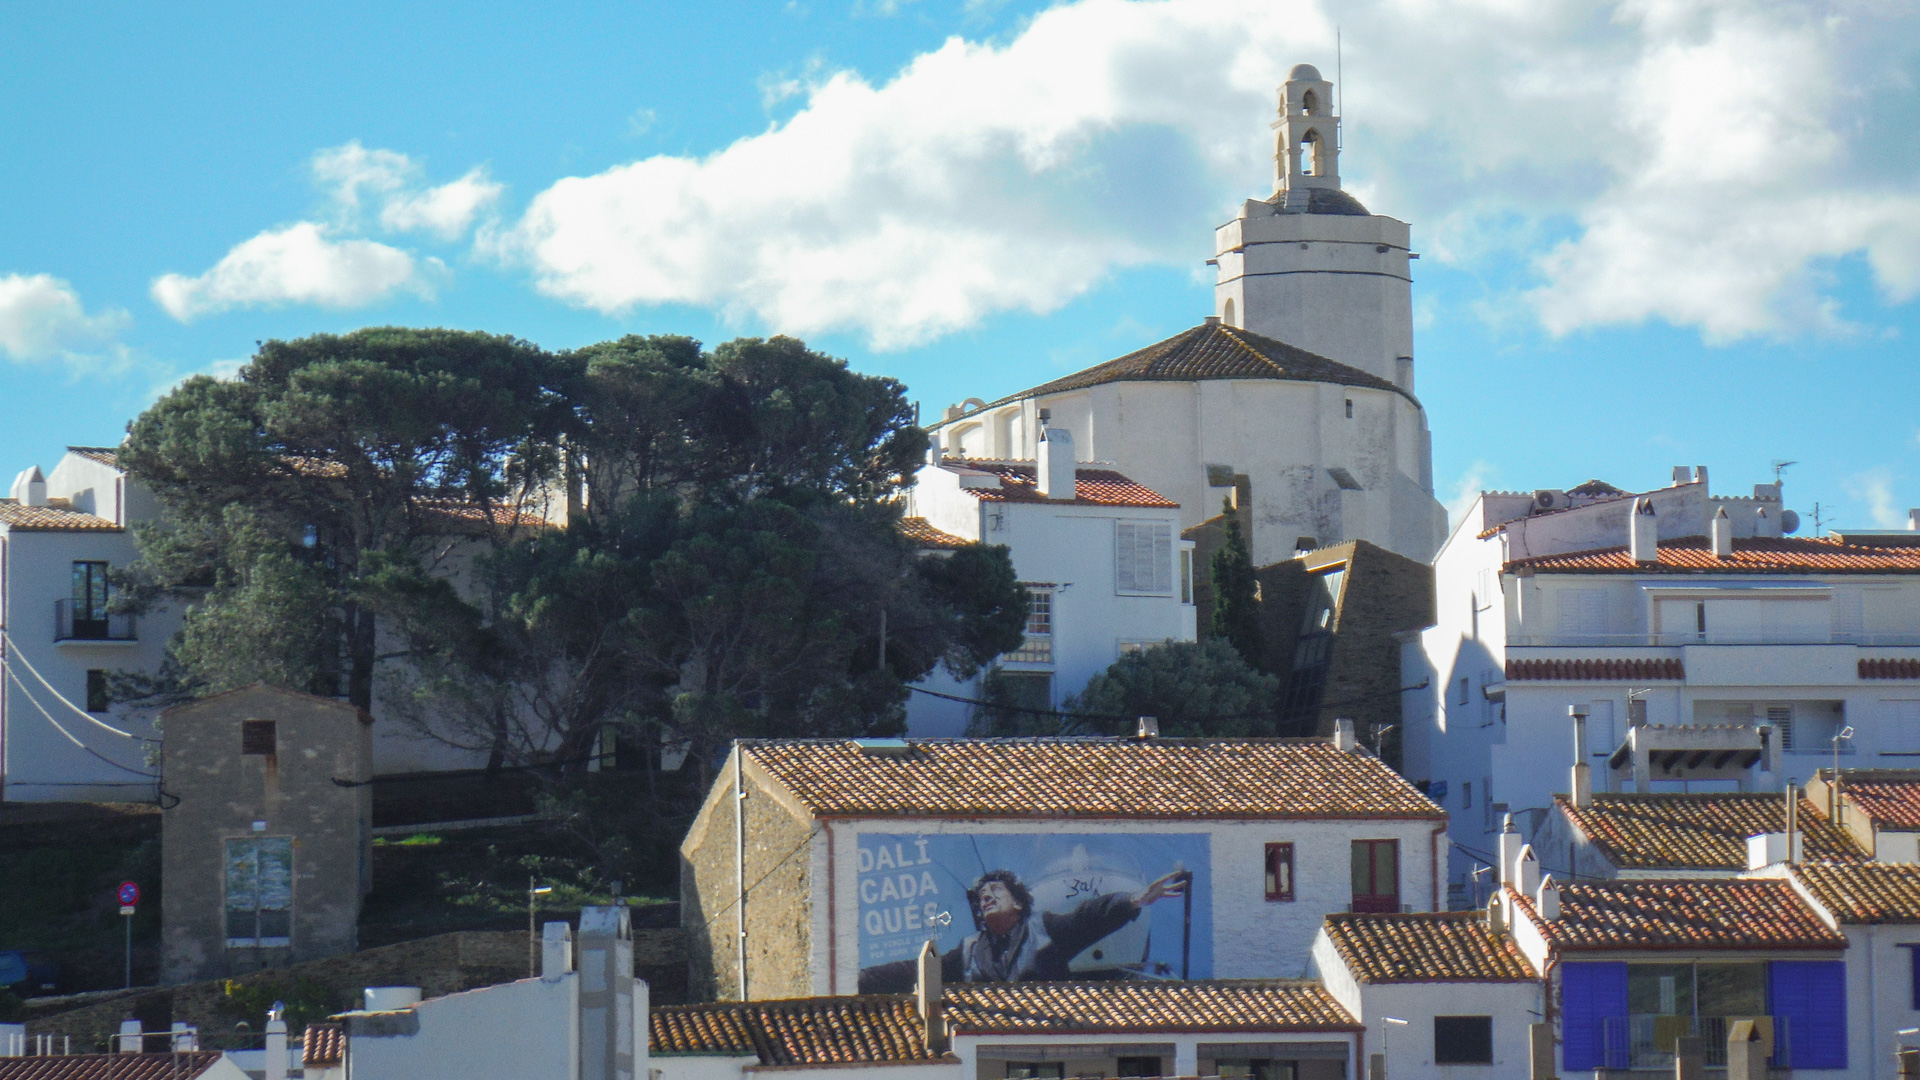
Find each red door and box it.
[1351,839,1400,913]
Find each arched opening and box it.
[1223,298,1236,327]
[1301,89,1318,115]
[1299,131,1319,176]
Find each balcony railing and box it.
[54,600,137,642]
[1510,631,1920,647]
[1597,1014,1787,1070]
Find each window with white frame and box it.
[1115,521,1173,594]
[1007,587,1054,663]
[1884,700,1920,756]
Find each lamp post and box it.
[527,879,553,976]
[1832,725,1854,821]
[1379,1017,1408,1080]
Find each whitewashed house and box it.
[1,447,179,801]
[1402,466,1920,898]
[922,64,1446,566]
[902,430,1195,735]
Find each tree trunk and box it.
[345,603,378,711]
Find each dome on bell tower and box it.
[1287,63,1323,82]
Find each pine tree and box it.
[1210,495,1265,671]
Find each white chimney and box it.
[541,920,573,980]
[1497,814,1523,888]
[1671,466,1690,486]
[170,1023,198,1052]
[1536,876,1562,921]
[1514,845,1542,896]
[1629,498,1658,563]
[265,1006,288,1080]
[1036,427,1076,500]
[9,466,46,507]
[1909,509,1920,532]
[1136,716,1159,739]
[1746,832,1791,871]
[1693,465,1709,489]
[1570,705,1592,809]
[1333,718,1358,753]
[118,1020,142,1054]
[916,939,947,1052]
[1711,506,1733,559]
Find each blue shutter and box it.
[1560,961,1627,1071]
[1768,960,1848,1070]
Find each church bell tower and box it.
[1214,63,1416,391]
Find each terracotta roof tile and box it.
[901,517,972,550]
[302,1023,344,1066]
[0,502,121,531]
[1861,659,1920,680]
[1507,535,1920,574]
[948,323,1415,416]
[1791,862,1920,923]
[1506,659,1684,682]
[1320,913,1536,983]
[943,461,1178,509]
[0,1054,228,1080]
[1510,879,1845,951]
[943,981,1358,1034]
[743,739,1444,821]
[1831,772,1920,829]
[65,447,121,468]
[1557,794,1865,871]
[650,996,937,1064]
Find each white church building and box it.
[924,64,1446,567]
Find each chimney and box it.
[1909,509,1920,532]
[1536,876,1561,921]
[170,1023,198,1052]
[1514,845,1542,896]
[1693,465,1709,489]
[118,1019,141,1054]
[916,940,947,1053]
[1333,718,1358,753]
[541,920,573,980]
[1136,716,1159,740]
[265,1006,288,1080]
[1497,814,1523,888]
[1036,426,1076,500]
[1570,705,1592,809]
[9,466,46,507]
[1785,783,1800,865]
[1711,507,1733,559]
[1204,315,1221,327]
[1485,893,1506,937]
[1628,498,1658,564]
[1672,466,1691,486]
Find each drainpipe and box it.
[1431,822,1447,911]
[735,743,748,1002]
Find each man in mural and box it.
[858,867,1188,992]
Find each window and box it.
[1007,588,1054,663]
[1350,839,1399,913]
[1458,677,1470,706]
[1769,704,1794,751]
[70,560,112,637]
[85,670,110,714]
[1433,1016,1494,1065]
[1462,781,1472,809]
[242,720,277,756]
[225,837,293,947]
[1115,522,1173,594]
[1179,549,1193,604]
[1885,700,1920,756]
[1214,1062,1295,1080]
[1556,588,1606,640]
[1005,1066,1063,1080]
[1344,398,1354,418]
[1907,945,1920,1009]
[1115,1057,1162,1077]
[1483,777,1496,831]
[1264,843,1295,901]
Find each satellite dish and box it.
[1780,509,1800,534]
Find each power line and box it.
[3,663,158,780]
[0,628,151,740]
[908,678,1429,724]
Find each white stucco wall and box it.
[346,975,579,1080]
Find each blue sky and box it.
[4,0,1918,532]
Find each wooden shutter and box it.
[1768,959,1847,1069]
[1559,961,1628,1070]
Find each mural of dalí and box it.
[855,832,1211,992]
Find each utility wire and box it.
[0,628,151,740]
[908,678,1429,723]
[3,663,158,779]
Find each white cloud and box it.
[0,273,130,365]
[1445,461,1497,534]
[1846,468,1907,529]
[493,0,1920,349]
[312,141,502,240]
[312,141,414,216]
[380,170,504,241]
[151,223,433,323]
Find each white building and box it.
[923,65,1445,566]
[1403,466,1920,895]
[1,448,179,801]
[902,431,1195,733]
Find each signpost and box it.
[118,881,139,988]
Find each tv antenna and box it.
[1771,459,1797,482]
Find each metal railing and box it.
[53,599,136,642]
[1511,631,1920,647]
[1597,1014,1788,1070]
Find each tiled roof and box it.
[1506,659,1684,682]
[1557,794,1866,871]
[0,1054,228,1080]
[1507,535,1920,574]
[1831,772,1920,829]
[650,996,938,1064]
[66,446,120,468]
[1320,913,1536,983]
[944,461,1179,509]
[1567,479,1627,496]
[0,502,121,531]
[742,739,1445,820]
[413,497,547,530]
[1861,659,1920,680]
[952,323,1414,415]
[901,516,973,550]
[1791,862,1920,924]
[1510,880,1845,951]
[303,1023,344,1065]
[944,981,1359,1034]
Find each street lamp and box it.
[528,879,553,976]
[1379,1017,1408,1080]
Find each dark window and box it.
[1433,1016,1494,1065]
[1265,843,1295,901]
[86,670,110,713]
[1115,1057,1162,1077]
[1344,398,1354,418]
[225,837,293,946]
[1214,1062,1296,1080]
[70,560,111,637]
[1910,945,1920,1010]
[1005,1066,1063,1080]
[1351,839,1400,913]
[242,720,277,756]
[1462,781,1472,809]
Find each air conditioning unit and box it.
[1533,489,1571,511]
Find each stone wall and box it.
[680,754,815,1002]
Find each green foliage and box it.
[217,974,343,1033]
[1063,639,1281,737]
[0,989,22,1023]
[1210,497,1265,671]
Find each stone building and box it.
[161,684,372,983]
[680,737,1445,1002]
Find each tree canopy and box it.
[1209,496,1265,672]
